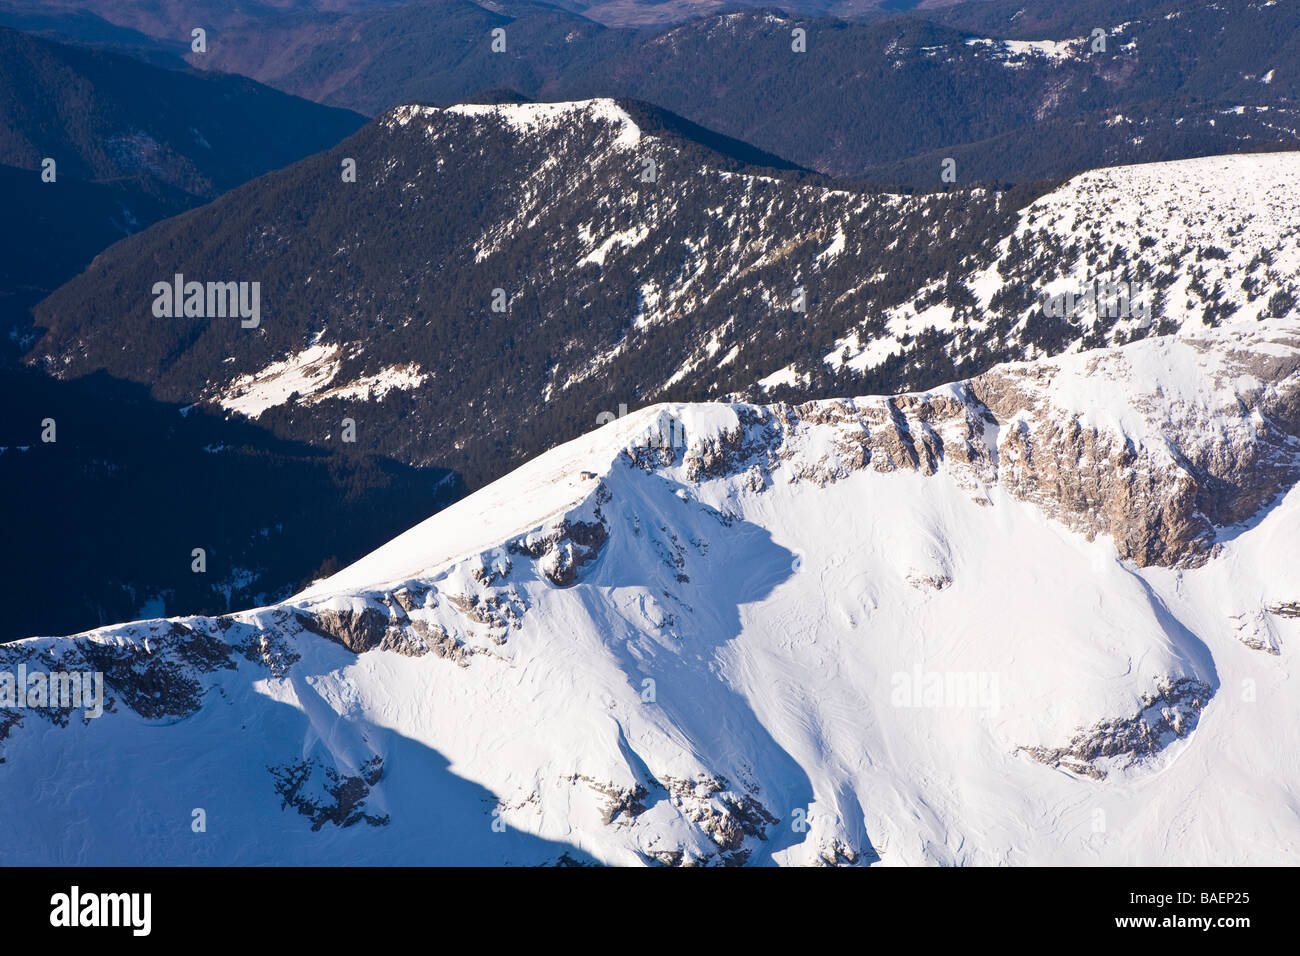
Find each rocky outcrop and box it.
[815,840,869,867]
[658,325,1300,570]
[660,774,778,858]
[574,775,651,826]
[290,583,476,662]
[1017,677,1212,779]
[510,518,609,587]
[269,755,390,832]
[973,327,1300,568]
[295,607,392,654]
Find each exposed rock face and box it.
[568,770,784,866]
[906,572,953,592]
[626,389,998,495]
[509,519,610,587]
[575,776,651,826]
[508,485,612,588]
[290,583,481,662]
[295,608,393,655]
[659,775,779,864]
[270,756,390,832]
[816,841,866,867]
[1016,678,1213,779]
[226,616,302,677]
[642,325,1300,570]
[973,328,1300,567]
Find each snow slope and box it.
[3,323,1299,866]
[829,151,1300,375]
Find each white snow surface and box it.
[830,151,1300,374]
[215,346,430,418]
[4,324,1300,866]
[965,36,1087,64]
[216,344,340,418]
[433,99,642,150]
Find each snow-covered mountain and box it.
[827,151,1300,379]
[167,0,1300,184]
[27,96,1008,484]
[30,96,1300,490]
[5,321,1298,865]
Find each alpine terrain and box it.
[28,99,1300,489]
[2,322,1298,865]
[4,0,1299,883]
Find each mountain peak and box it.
[440,97,643,150]
[381,96,808,172]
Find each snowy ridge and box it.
[388,100,644,159]
[442,100,643,150]
[829,151,1300,376]
[4,324,1300,865]
[43,100,1299,492]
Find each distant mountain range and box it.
[25,97,1023,486]
[27,99,1300,492]
[161,0,1300,184]
[0,26,364,341]
[7,1,1296,186]
[0,26,363,208]
[0,0,958,36]
[0,0,188,64]
[0,27,398,642]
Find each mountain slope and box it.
[575,3,1300,183]
[179,0,1300,182]
[27,100,1300,488]
[27,97,1017,486]
[0,25,366,345]
[181,0,635,113]
[0,26,365,202]
[825,150,1300,383]
[4,322,1298,865]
